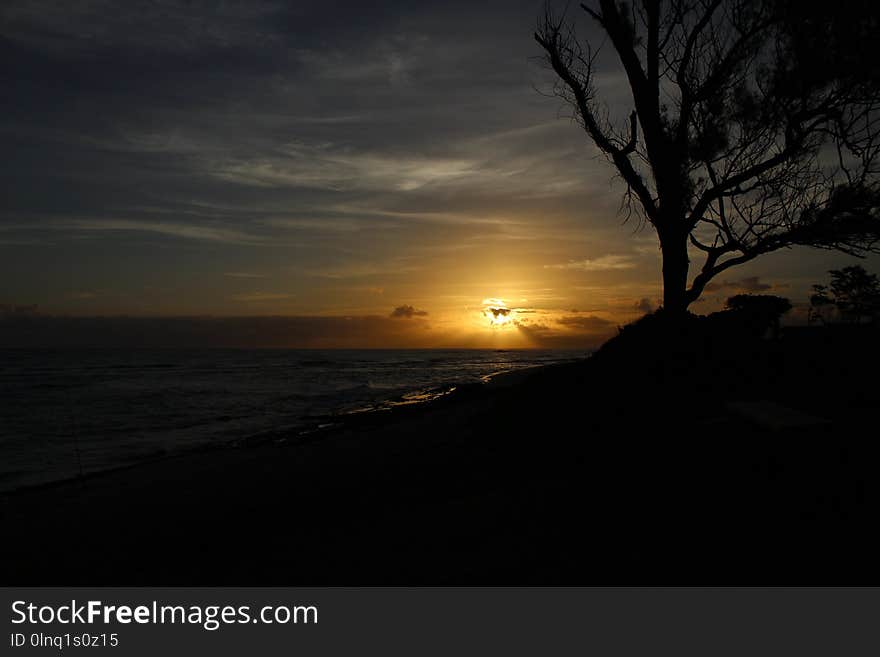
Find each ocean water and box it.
[0,349,585,491]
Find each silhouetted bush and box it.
[724,294,792,338]
[592,304,789,391]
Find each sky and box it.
[1,0,877,348]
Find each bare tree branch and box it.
[537,0,880,312]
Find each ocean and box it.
[0,348,586,491]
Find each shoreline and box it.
[0,359,581,498]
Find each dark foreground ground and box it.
[2,321,878,584]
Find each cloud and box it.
[556,315,614,331]
[224,272,268,279]
[230,292,295,302]
[310,260,424,280]
[57,219,266,245]
[485,307,511,319]
[513,319,553,336]
[207,144,478,193]
[390,304,428,318]
[544,255,637,271]
[704,276,773,293]
[480,298,513,323]
[514,318,607,349]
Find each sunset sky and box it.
[2,0,877,348]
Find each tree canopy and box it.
[725,294,791,317]
[810,265,880,324]
[536,0,880,313]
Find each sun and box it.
[487,308,512,326]
[482,298,514,328]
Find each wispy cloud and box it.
[56,219,266,245]
[230,292,295,302]
[308,258,424,280]
[206,143,477,193]
[544,255,638,271]
[224,272,268,279]
[704,276,775,293]
[556,315,614,331]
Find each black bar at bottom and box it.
[2,588,877,656]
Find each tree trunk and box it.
[660,231,690,315]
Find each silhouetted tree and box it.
[810,265,880,325]
[725,293,790,337]
[726,294,790,316]
[536,1,880,315]
[808,284,833,325]
[829,266,880,324]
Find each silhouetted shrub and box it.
[724,294,792,338]
[591,304,788,391]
